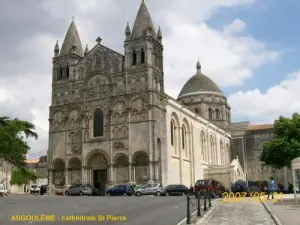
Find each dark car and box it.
[161,184,189,196]
[40,185,48,195]
[194,179,224,198]
[106,185,134,196]
[92,187,101,196]
[231,180,261,196]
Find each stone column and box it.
[65,168,69,186]
[128,163,132,182]
[108,164,114,184]
[48,169,53,185]
[81,167,86,184]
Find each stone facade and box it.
[47,1,243,193]
[229,123,292,187]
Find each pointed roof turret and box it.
[54,40,59,51]
[131,0,156,39]
[60,19,83,57]
[125,22,131,36]
[54,40,60,57]
[84,44,89,55]
[157,26,162,40]
[196,60,201,72]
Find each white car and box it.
[30,184,40,194]
[0,188,7,196]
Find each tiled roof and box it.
[247,124,274,131]
[24,159,40,164]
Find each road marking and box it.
[172,205,179,208]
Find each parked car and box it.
[231,180,261,196]
[161,184,189,196]
[65,184,93,196]
[194,179,224,198]
[40,185,48,195]
[92,187,101,196]
[30,184,40,194]
[135,183,163,196]
[106,185,134,196]
[0,188,7,196]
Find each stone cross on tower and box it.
[96,37,102,44]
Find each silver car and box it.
[135,183,163,196]
[64,184,93,196]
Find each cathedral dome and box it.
[178,61,223,99]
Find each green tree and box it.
[0,116,38,166]
[260,113,300,169]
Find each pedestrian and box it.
[288,182,293,193]
[267,177,276,200]
[260,181,265,192]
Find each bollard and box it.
[197,191,201,217]
[186,194,191,224]
[208,190,212,207]
[204,190,207,211]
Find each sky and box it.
[0,0,299,159]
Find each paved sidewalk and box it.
[201,199,275,225]
[263,194,300,225]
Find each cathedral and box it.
[48,1,249,195]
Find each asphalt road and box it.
[0,194,205,225]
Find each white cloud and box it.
[0,0,283,158]
[228,71,300,123]
[163,18,280,98]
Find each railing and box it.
[186,189,212,224]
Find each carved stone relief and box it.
[90,155,106,168]
[116,79,125,93]
[130,78,137,92]
[84,130,89,142]
[114,140,125,149]
[105,127,110,140]
[131,108,148,122]
[112,111,126,124]
[131,97,145,108]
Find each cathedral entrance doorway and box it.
[87,151,108,196]
[93,169,107,195]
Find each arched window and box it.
[66,65,69,79]
[182,125,186,149]
[201,131,206,161]
[195,108,199,114]
[132,50,137,65]
[93,108,104,137]
[170,121,174,145]
[57,67,63,81]
[220,140,224,164]
[208,108,213,120]
[216,108,220,120]
[141,48,145,64]
[210,136,214,164]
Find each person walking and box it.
[288,182,293,193]
[267,177,276,200]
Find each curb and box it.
[260,198,283,225]
[192,203,219,225]
[177,199,221,225]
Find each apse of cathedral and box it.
[48,1,291,193]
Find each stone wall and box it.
[0,157,15,193]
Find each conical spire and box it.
[54,40,59,51]
[157,26,162,40]
[54,40,60,56]
[60,20,83,57]
[125,22,131,36]
[196,60,201,72]
[131,0,156,39]
[84,44,89,55]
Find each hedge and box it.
[10,167,37,185]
